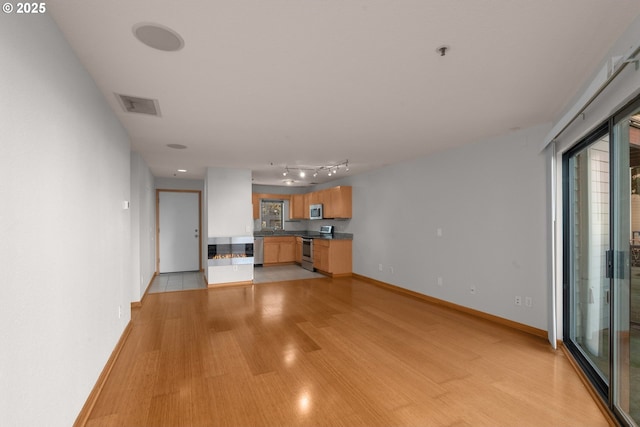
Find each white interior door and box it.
[159,191,199,273]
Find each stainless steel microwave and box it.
[309,204,323,220]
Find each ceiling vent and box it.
[115,94,161,117]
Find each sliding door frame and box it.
[563,94,640,427]
[562,121,611,402]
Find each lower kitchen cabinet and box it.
[313,239,352,276]
[295,237,302,263]
[264,236,296,265]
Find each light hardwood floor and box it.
[84,276,608,426]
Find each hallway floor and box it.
[148,271,206,294]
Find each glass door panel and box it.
[565,97,640,426]
[567,132,611,391]
[612,107,638,426]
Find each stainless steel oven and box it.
[301,237,313,271]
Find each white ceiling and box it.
[48,0,640,186]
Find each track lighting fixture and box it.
[279,160,350,181]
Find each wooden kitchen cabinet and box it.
[263,236,296,265]
[313,239,352,276]
[295,237,302,263]
[252,193,260,219]
[263,238,280,264]
[254,185,352,221]
[308,190,321,206]
[313,239,329,272]
[303,193,311,219]
[289,193,305,219]
[323,186,352,219]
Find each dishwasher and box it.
[253,237,264,266]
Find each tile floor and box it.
[147,265,325,294]
[253,264,324,283]
[147,271,206,294]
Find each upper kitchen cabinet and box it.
[253,185,351,221]
[252,193,260,219]
[303,193,310,219]
[308,190,321,206]
[289,193,305,220]
[323,186,352,219]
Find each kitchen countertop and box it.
[253,230,353,240]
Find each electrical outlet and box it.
[118,305,122,319]
[378,264,383,272]
[389,266,394,274]
[437,228,443,237]
[525,297,532,307]
[470,285,476,295]
[515,296,522,306]
[437,277,443,287]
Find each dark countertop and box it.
[253,230,353,240]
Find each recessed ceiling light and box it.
[133,23,184,52]
[177,169,187,173]
[167,144,187,149]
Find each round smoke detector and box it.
[133,23,184,52]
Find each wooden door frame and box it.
[156,189,203,274]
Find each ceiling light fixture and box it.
[280,160,350,181]
[177,169,187,173]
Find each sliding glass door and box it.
[564,98,640,426]
[565,126,611,396]
[612,102,639,426]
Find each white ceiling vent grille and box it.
[115,94,161,116]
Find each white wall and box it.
[206,168,253,237]
[0,14,132,426]
[131,152,156,301]
[329,124,550,330]
[155,177,204,192]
